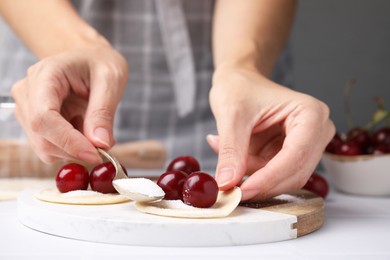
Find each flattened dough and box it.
[0,178,53,201]
[135,187,242,218]
[35,187,131,205]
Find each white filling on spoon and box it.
[113,178,165,198]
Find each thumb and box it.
[213,118,251,191]
[84,68,124,148]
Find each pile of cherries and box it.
[56,161,125,194]
[157,156,219,208]
[326,126,390,156]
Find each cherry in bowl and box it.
[56,163,89,193]
[346,127,371,150]
[335,140,363,156]
[371,127,390,146]
[325,133,343,154]
[182,171,218,208]
[368,144,390,155]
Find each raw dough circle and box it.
[35,187,130,205]
[135,187,242,218]
[0,178,52,201]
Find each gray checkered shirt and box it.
[0,0,292,171]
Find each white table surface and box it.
[1,187,390,260]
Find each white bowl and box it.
[321,153,390,196]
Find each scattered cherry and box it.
[166,156,200,174]
[90,162,120,194]
[303,173,329,199]
[56,163,89,193]
[157,171,188,200]
[182,171,218,208]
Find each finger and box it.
[25,73,102,164]
[240,114,333,201]
[207,134,270,175]
[12,79,28,115]
[206,134,219,154]
[262,114,336,197]
[83,64,127,148]
[13,95,74,163]
[213,109,253,191]
[27,134,73,164]
[32,110,102,163]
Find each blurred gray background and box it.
[291,0,390,133]
[1,0,389,135]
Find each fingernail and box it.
[206,134,218,144]
[216,167,235,187]
[79,151,101,164]
[241,189,259,201]
[93,127,110,147]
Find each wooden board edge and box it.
[240,189,324,237]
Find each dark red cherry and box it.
[303,173,329,199]
[367,144,390,155]
[325,133,343,153]
[347,127,371,150]
[56,163,89,193]
[90,162,127,194]
[371,127,390,146]
[167,156,200,174]
[182,171,218,208]
[157,171,188,200]
[335,140,363,156]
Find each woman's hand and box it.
[12,44,128,164]
[208,67,335,201]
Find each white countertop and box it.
[1,188,389,260]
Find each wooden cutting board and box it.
[240,190,324,238]
[17,188,324,247]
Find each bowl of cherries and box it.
[321,84,390,196]
[322,125,390,196]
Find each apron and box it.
[0,0,293,171]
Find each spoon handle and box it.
[0,95,15,109]
[97,148,128,180]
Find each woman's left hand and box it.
[208,67,335,201]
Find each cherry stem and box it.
[343,79,356,129]
[365,96,390,130]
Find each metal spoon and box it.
[97,148,164,202]
[0,95,16,109]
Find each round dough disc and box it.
[0,178,53,201]
[135,187,242,218]
[35,187,130,205]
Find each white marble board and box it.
[17,188,323,247]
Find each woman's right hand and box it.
[12,44,128,164]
